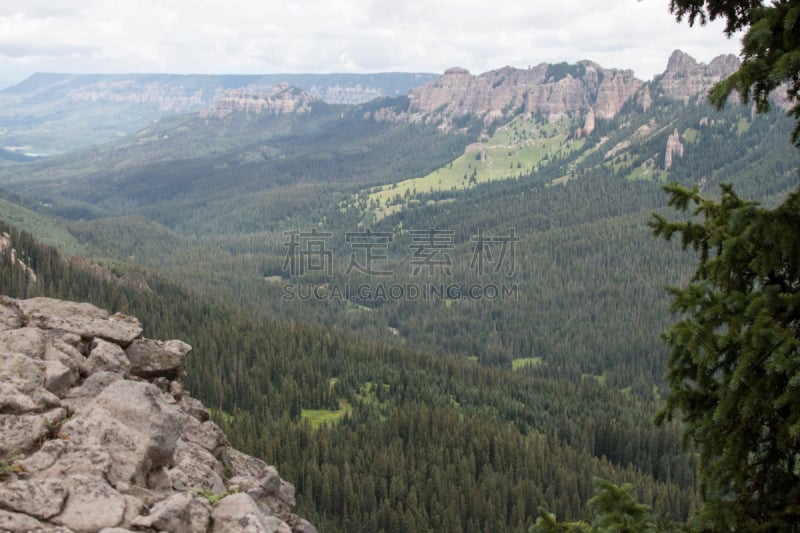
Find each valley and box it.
[0,45,798,531]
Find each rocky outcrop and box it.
[367,50,753,134]
[307,84,383,105]
[67,80,211,112]
[0,234,36,283]
[0,296,315,533]
[657,49,740,103]
[368,62,642,132]
[664,128,685,169]
[200,84,317,119]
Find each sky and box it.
[0,0,742,89]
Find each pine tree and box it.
[653,1,800,529]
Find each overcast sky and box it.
[0,0,741,89]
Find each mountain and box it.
[0,48,798,531]
[367,49,742,135]
[0,72,436,156]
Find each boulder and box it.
[0,508,49,532]
[0,478,67,519]
[21,440,113,479]
[0,327,46,358]
[210,492,290,533]
[61,380,182,486]
[131,491,194,533]
[87,337,131,376]
[0,408,67,455]
[50,475,127,532]
[126,338,191,379]
[181,416,229,456]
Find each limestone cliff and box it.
[0,296,316,533]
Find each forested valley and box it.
[0,24,799,529]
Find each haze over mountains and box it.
[0,50,767,160]
[0,72,436,156]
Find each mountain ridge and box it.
[366,49,743,133]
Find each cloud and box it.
[0,0,741,87]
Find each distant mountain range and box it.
[0,71,437,156]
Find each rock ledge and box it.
[0,296,316,533]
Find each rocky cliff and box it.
[656,49,740,103]
[199,84,317,119]
[366,62,641,130]
[0,296,315,533]
[366,50,744,133]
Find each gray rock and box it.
[43,358,75,396]
[0,295,314,533]
[0,508,48,532]
[168,440,227,494]
[226,447,271,478]
[228,467,295,519]
[292,516,319,533]
[44,340,88,380]
[131,491,193,533]
[17,439,67,473]
[87,338,131,376]
[0,379,39,414]
[21,441,112,479]
[189,496,212,533]
[211,492,288,533]
[62,380,182,487]
[65,371,121,399]
[180,395,209,421]
[181,416,229,457]
[0,351,47,387]
[51,475,126,532]
[0,327,46,359]
[0,297,23,331]
[0,478,68,519]
[18,297,142,345]
[125,338,191,379]
[0,354,63,412]
[0,407,67,455]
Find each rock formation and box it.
[664,128,685,169]
[368,62,642,131]
[366,50,750,135]
[656,49,740,103]
[200,84,317,119]
[0,296,315,533]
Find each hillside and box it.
[0,219,698,531]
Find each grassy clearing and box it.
[350,116,582,221]
[737,118,751,135]
[511,356,543,370]
[302,400,352,429]
[683,127,700,143]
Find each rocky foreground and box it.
[0,296,315,533]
